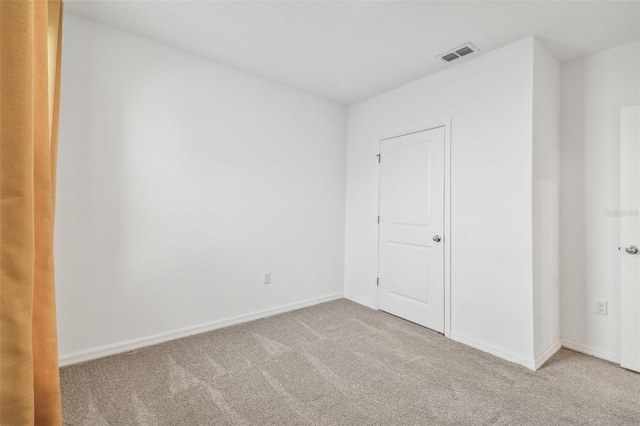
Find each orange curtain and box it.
[0,0,63,424]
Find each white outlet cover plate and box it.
[595,299,608,315]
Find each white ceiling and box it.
[65,0,640,105]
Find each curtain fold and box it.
[0,1,63,424]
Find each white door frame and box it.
[620,105,640,372]
[375,118,452,338]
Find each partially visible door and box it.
[378,127,445,332]
[621,105,640,373]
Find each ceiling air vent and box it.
[442,53,459,62]
[438,43,479,63]
[455,46,474,57]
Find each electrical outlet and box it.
[594,299,608,316]
[264,272,271,285]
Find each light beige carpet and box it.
[61,299,640,425]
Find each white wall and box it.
[532,40,561,360]
[560,41,640,362]
[345,37,540,367]
[56,13,347,361]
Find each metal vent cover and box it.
[438,43,479,63]
[442,53,459,62]
[455,46,474,57]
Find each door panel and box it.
[388,242,430,304]
[621,105,640,373]
[389,142,431,226]
[378,127,445,332]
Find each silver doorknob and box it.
[433,235,442,242]
[626,245,639,254]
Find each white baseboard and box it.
[561,338,620,364]
[534,338,562,369]
[59,292,344,367]
[343,293,376,309]
[450,331,537,371]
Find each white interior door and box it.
[378,127,445,332]
[621,105,640,373]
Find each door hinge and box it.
[377,153,381,163]
[377,215,380,224]
[376,277,379,286]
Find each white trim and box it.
[375,118,452,338]
[443,118,452,338]
[451,331,537,371]
[534,338,562,369]
[59,293,343,367]
[561,338,621,364]
[344,293,376,309]
[379,118,451,142]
